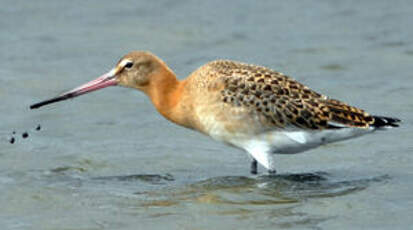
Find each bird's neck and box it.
[145,69,193,129]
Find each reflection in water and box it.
[50,166,86,173]
[94,174,174,184]
[42,167,390,229]
[39,165,393,229]
[129,172,389,228]
[138,172,389,205]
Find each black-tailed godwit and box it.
[30,51,401,174]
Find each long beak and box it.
[30,69,118,109]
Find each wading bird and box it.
[31,51,400,174]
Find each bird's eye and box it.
[124,62,133,69]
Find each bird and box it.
[30,51,401,174]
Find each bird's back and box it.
[187,59,388,132]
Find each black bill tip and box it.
[30,93,75,110]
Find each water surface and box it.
[1,0,412,229]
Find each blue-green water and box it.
[1,1,412,229]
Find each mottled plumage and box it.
[207,60,380,130]
[184,59,400,171]
[30,51,401,174]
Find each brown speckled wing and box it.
[210,60,375,130]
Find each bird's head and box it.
[30,51,172,109]
[116,51,166,90]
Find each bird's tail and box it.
[371,116,401,128]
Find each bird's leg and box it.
[250,159,258,175]
[268,169,277,175]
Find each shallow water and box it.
[1,0,413,229]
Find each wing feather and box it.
[210,60,376,130]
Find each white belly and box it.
[196,105,374,170]
[233,128,373,170]
[204,120,373,170]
